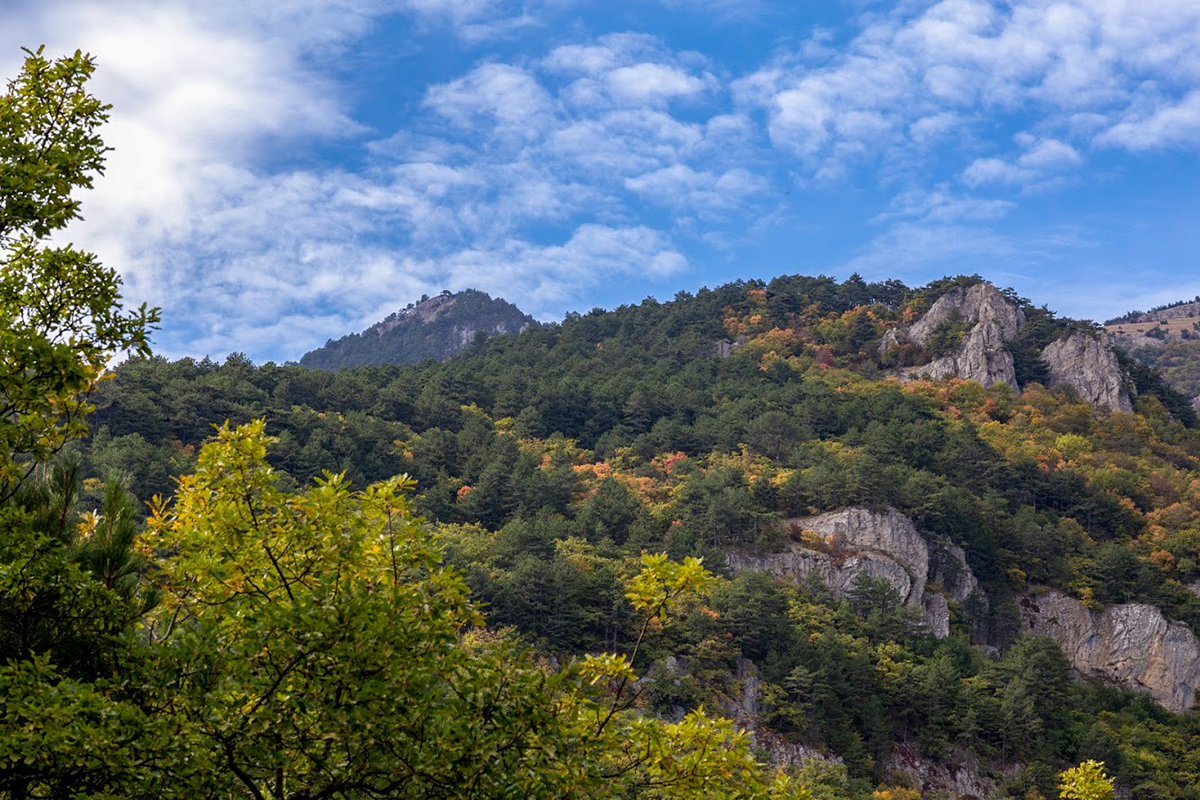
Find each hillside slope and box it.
[86,273,1200,797]
[1105,297,1200,406]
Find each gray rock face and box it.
[723,660,848,772]
[752,730,845,772]
[729,508,978,638]
[1019,590,1200,712]
[730,508,927,603]
[907,283,1025,346]
[932,542,979,604]
[883,742,999,800]
[1042,332,1133,412]
[884,282,1026,388]
[903,319,1021,389]
[923,594,951,639]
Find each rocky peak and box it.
[1020,590,1200,712]
[370,292,458,334]
[882,282,1026,389]
[728,508,979,638]
[907,282,1025,346]
[1042,332,1133,413]
[298,289,535,370]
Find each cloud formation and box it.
[737,0,1200,179]
[3,0,1198,360]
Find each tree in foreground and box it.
[0,46,157,501]
[0,46,168,799]
[144,419,803,798]
[1058,760,1114,800]
[0,45,802,798]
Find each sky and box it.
[4,0,1200,363]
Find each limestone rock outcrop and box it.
[1019,590,1200,712]
[1042,332,1133,412]
[882,282,1025,388]
[883,743,999,800]
[729,508,978,639]
[907,283,1025,347]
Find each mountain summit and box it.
[299,289,535,370]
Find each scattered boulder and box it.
[1042,332,1133,412]
[1019,590,1200,712]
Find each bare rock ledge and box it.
[883,282,1026,389]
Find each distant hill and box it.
[299,289,536,370]
[1105,296,1200,327]
[1105,297,1200,403]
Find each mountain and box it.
[87,273,1200,796]
[298,288,535,369]
[1105,297,1200,405]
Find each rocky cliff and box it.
[729,508,978,638]
[881,282,1144,415]
[1019,590,1200,712]
[883,743,1000,800]
[882,282,1025,388]
[1042,332,1133,412]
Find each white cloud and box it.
[441,224,686,304]
[542,33,664,76]
[4,9,760,360]
[1017,138,1082,169]
[1,1,370,329]
[1096,89,1200,151]
[841,220,1022,280]
[962,136,1082,187]
[605,63,710,105]
[624,164,768,217]
[546,34,717,113]
[736,0,1200,177]
[425,63,556,137]
[397,0,538,42]
[876,185,1014,224]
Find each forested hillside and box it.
[2,48,804,800]
[78,272,1200,797]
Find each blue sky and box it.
[5,0,1200,362]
